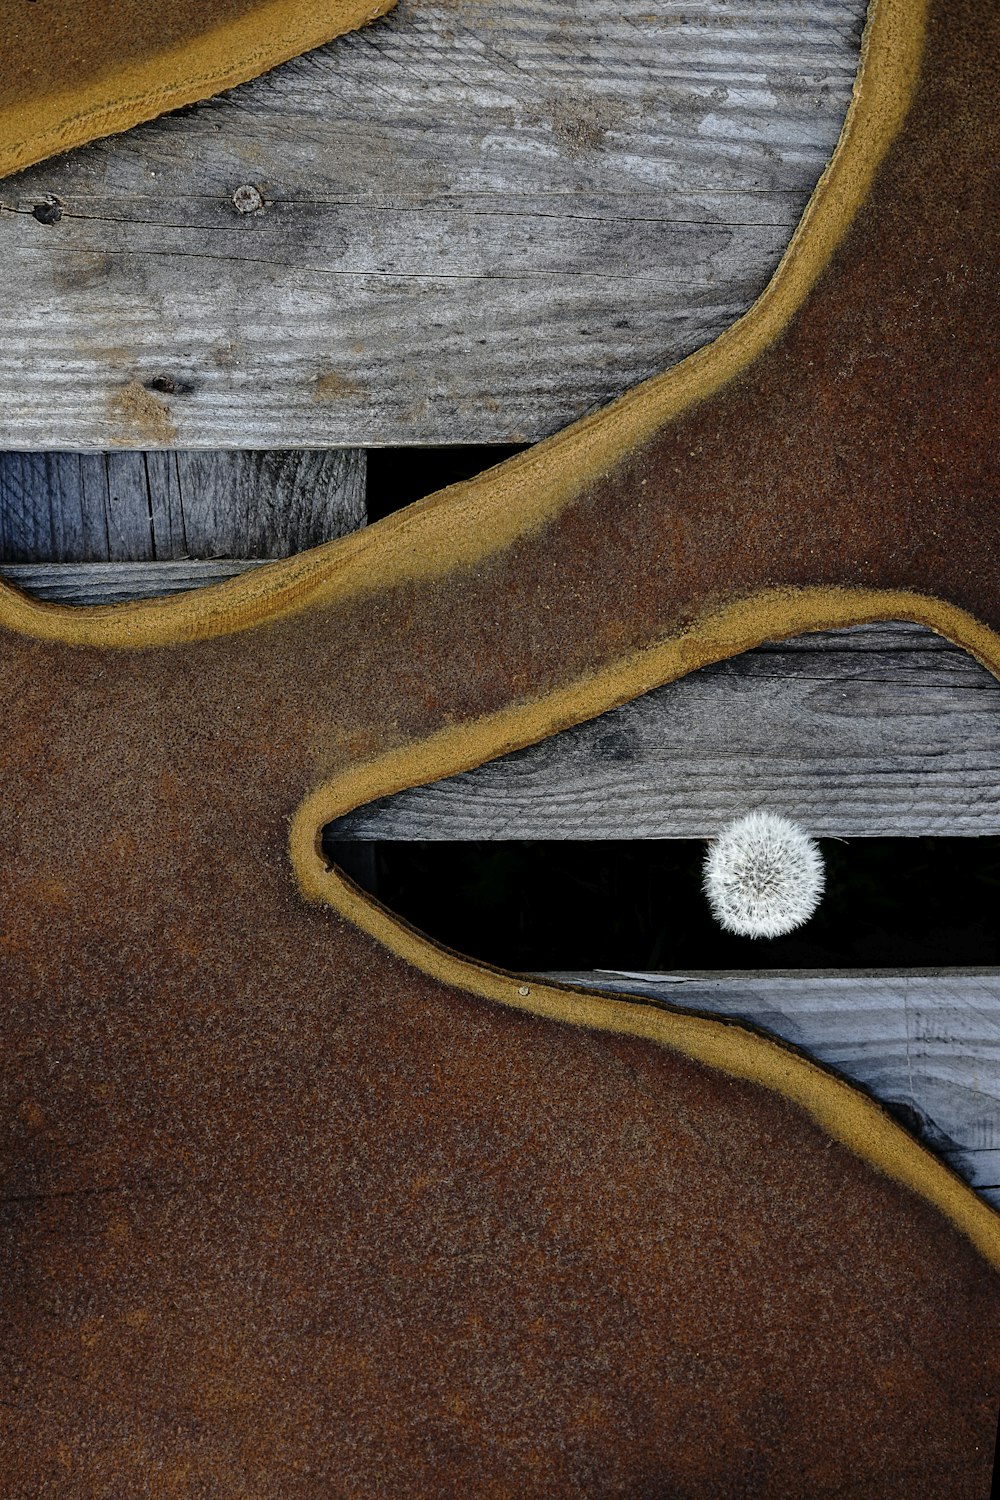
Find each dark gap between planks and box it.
[326,837,1000,971]
[366,446,530,523]
[0,445,529,561]
[4,443,999,970]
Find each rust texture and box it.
[1,0,999,1494]
[0,0,271,113]
[0,0,396,182]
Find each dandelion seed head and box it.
[703,811,824,939]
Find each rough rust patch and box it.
[313,370,364,402]
[0,1,997,1494]
[106,379,178,445]
[0,0,399,180]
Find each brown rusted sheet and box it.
[0,0,395,182]
[1,0,999,1493]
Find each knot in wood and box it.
[232,184,264,215]
[32,195,62,225]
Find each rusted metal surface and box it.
[1,0,998,1492]
[1,630,998,1494]
[0,0,395,181]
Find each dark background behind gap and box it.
[327,837,1000,971]
[344,446,1000,972]
[366,445,529,522]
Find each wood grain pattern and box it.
[0,0,865,447]
[330,624,1000,838]
[0,558,265,603]
[0,450,365,561]
[3,569,995,1212]
[546,969,1000,1209]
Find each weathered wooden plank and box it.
[0,450,366,561]
[0,0,866,447]
[543,969,1000,1209]
[0,559,264,604]
[331,623,1000,838]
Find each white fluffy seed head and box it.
[703,811,824,939]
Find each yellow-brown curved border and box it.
[290,587,1000,1273]
[0,0,930,653]
[0,0,396,183]
[3,0,998,1264]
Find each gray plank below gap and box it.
[541,968,1000,1211]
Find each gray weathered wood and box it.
[543,969,1000,1209]
[0,559,264,604]
[0,0,866,447]
[0,450,366,561]
[331,623,1000,838]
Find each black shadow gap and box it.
[324,836,1000,971]
[366,445,531,523]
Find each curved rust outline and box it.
[0,0,397,183]
[290,585,1000,1273]
[0,0,955,660]
[2,0,998,1266]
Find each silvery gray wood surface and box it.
[543,969,1000,1209]
[0,559,265,604]
[0,0,866,448]
[0,450,365,561]
[331,623,1000,838]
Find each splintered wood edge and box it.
[6,0,999,1266]
[0,0,397,181]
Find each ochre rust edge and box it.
[0,0,939,653]
[0,0,397,182]
[3,0,999,1267]
[291,585,1000,1274]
